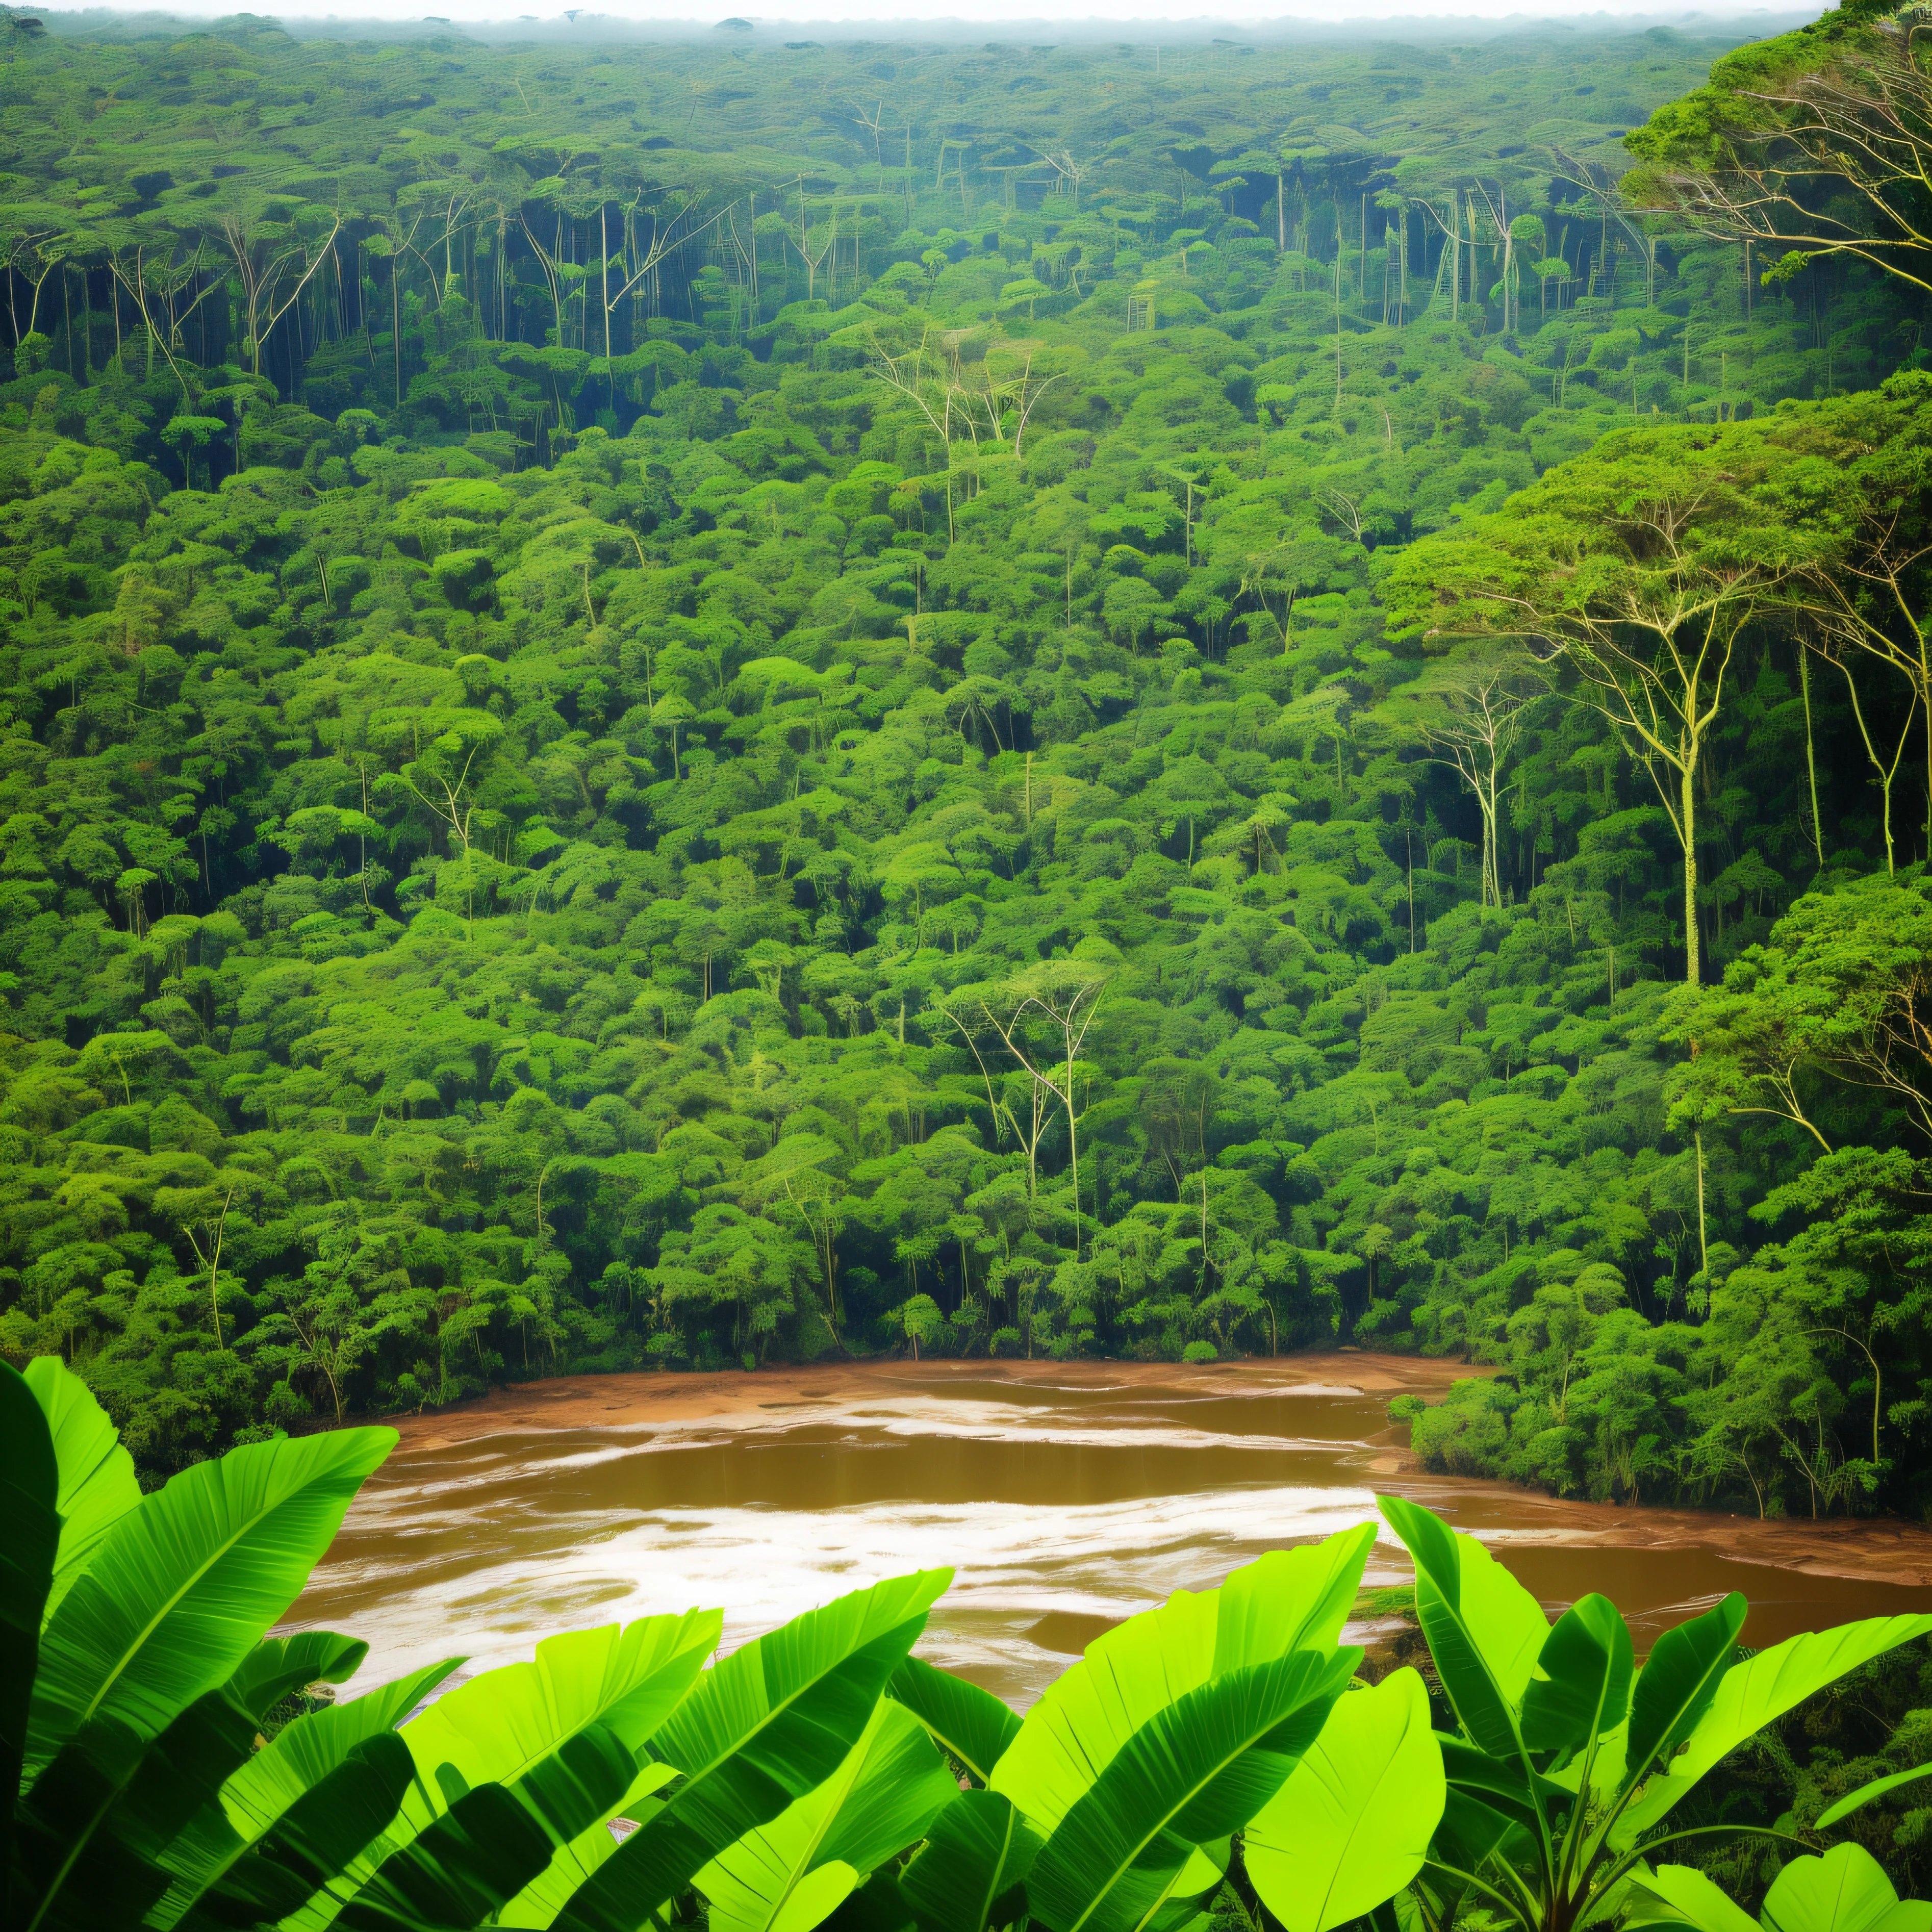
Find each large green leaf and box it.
[23,1357,141,1624]
[26,1426,396,1783]
[1618,1611,1932,1842]
[1,1360,58,1913]
[889,1656,1021,1784]
[191,1732,418,1931]
[149,1656,464,1929]
[1626,1593,1745,1786]
[1817,1760,1932,1830]
[696,1699,961,1932]
[1763,1845,1932,1932]
[1436,1737,1561,1833]
[341,1781,559,1932]
[1631,1863,1761,1932]
[16,1633,370,1932]
[1520,1594,1632,1756]
[302,1611,719,1929]
[396,1610,720,1821]
[226,1657,465,1841]
[897,1789,1041,1932]
[1597,1592,1746,1848]
[830,1875,922,1932]
[992,1529,1373,1841]
[1245,1670,1446,1932]
[1426,1786,1529,1920]
[1378,1497,1548,1763]
[227,1633,369,1716]
[549,1568,952,1932]
[338,1722,643,1932]
[1207,1535,1371,1673]
[13,1713,186,1932]
[493,1760,682,1929]
[1025,1646,1357,1932]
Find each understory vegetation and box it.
[0,4,1930,1521]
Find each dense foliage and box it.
[8,1354,1932,1932]
[0,7,1929,1520]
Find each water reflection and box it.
[287,1369,1932,1707]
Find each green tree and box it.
[1385,425,1839,982]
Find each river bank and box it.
[384,1351,1471,1447]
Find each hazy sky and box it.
[137,0,1808,29]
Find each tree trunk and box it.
[1682,757,1701,986]
[1478,759,1501,908]
[1801,645,1825,871]
[1923,652,1932,862]
[1064,1035,1079,1259]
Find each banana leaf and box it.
[342,1781,560,1932]
[295,1609,719,1928]
[1633,1864,1762,1932]
[1378,1497,1548,1763]
[188,1732,418,1932]
[1817,1761,1932,1829]
[1,1359,57,1909]
[338,1720,643,1932]
[830,1875,923,1932]
[1245,1670,1445,1932]
[1622,1593,1745,1806]
[1616,1611,1932,1843]
[396,1610,721,1822]
[1424,1784,1529,1924]
[1209,1536,1372,1672]
[11,1707,180,1932]
[24,1356,141,1623]
[1520,1594,1632,1756]
[549,1567,952,1932]
[492,1759,681,1929]
[228,1633,370,1715]
[26,1425,397,1783]
[889,1656,1021,1784]
[227,1657,465,1840]
[150,1656,465,1929]
[1025,1645,1357,1932]
[1435,1736,1562,1831]
[696,1699,961,1932]
[1764,1844,1932,1932]
[992,1529,1373,1842]
[897,1788,1041,1932]
[16,1634,370,1932]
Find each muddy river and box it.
[287,1357,1932,1707]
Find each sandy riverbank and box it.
[1414,1483,1932,1589]
[386,1351,1472,1450]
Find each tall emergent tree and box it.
[1383,425,1838,982]
[1623,0,1932,295]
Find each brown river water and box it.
[287,1357,1932,1708]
